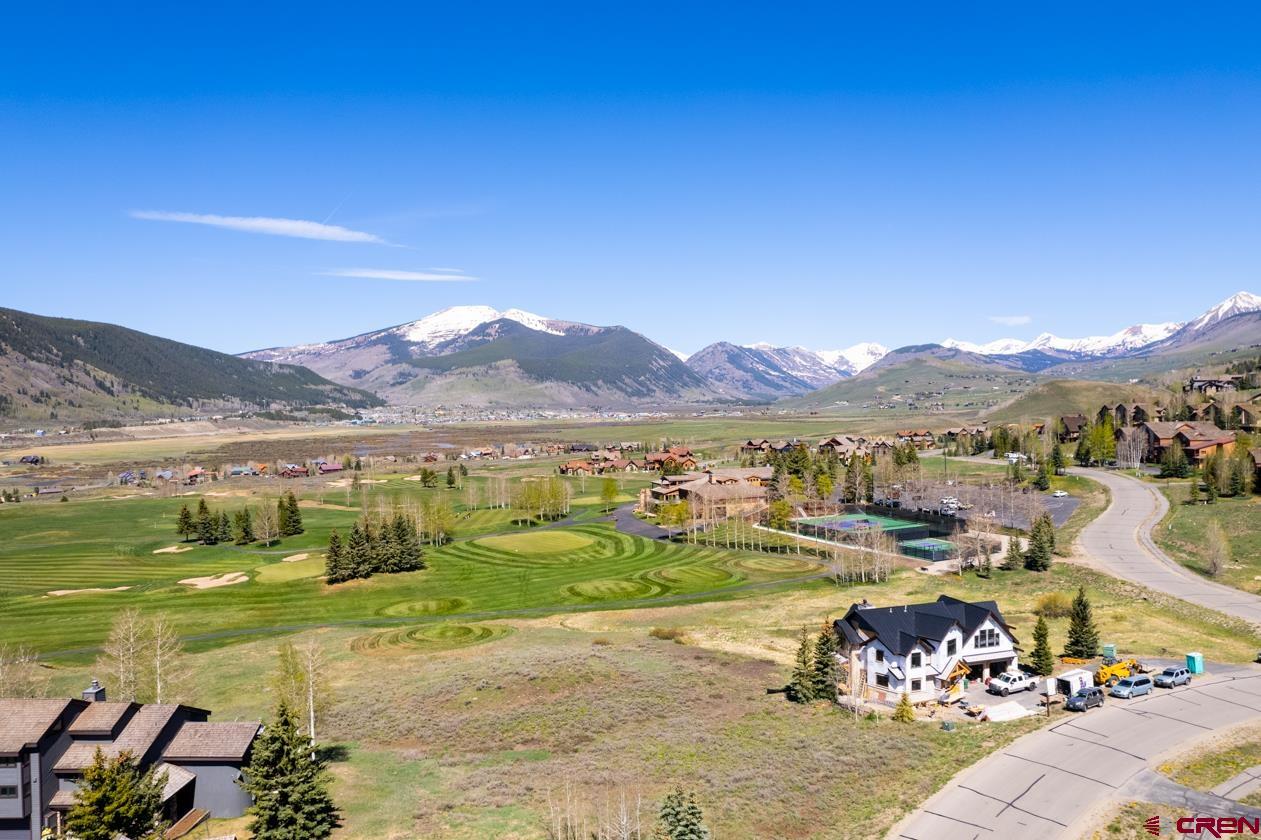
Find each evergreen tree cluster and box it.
[178,498,251,545]
[787,624,840,703]
[325,512,425,583]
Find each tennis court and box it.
[790,512,931,544]
[898,537,957,562]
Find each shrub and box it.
[591,637,612,646]
[648,627,688,643]
[1034,591,1073,618]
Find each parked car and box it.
[1051,490,1069,498]
[987,671,1038,696]
[1110,675,1154,699]
[1153,666,1192,688]
[1065,686,1105,712]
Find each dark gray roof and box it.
[835,595,1013,656]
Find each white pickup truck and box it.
[986,671,1039,696]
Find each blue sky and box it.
[2,4,1260,356]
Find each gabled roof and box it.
[67,701,137,737]
[162,721,260,762]
[55,703,202,772]
[836,595,1013,657]
[0,698,83,756]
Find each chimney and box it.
[82,679,106,703]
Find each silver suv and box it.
[1153,666,1192,688]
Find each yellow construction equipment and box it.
[1095,658,1143,687]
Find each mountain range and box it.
[3,291,1258,421]
[239,292,1261,407]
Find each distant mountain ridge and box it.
[0,306,380,422]
[240,292,1261,407]
[244,306,712,408]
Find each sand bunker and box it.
[297,500,354,510]
[47,586,132,597]
[153,545,193,555]
[282,553,309,563]
[178,572,248,589]
[327,477,385,488]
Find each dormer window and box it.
[875,649,884,663]
[910,651,922,668]
[946,639,957,657]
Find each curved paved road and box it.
[893,468,1261,839]
[1075,468,1261,628]
[893,666,1261,839]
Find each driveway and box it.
[1074,468,1261,628]
[892,664,1261,839]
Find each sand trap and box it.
[282,553,309,563]
[297,500,354,510]
[153,545,193,555]
[178,572,248,589]
[47,586,132,597]
[327,478,385,488]
[404,475,424,481]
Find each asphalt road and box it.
[893,665,1261,839]
[1075,468,1261,628]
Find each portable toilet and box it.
[1186,652,1205,674]
[1102,643,1117,659]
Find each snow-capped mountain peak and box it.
[396,305,562,346]
[941,337,1029,355]
[1185,291,1261,333]
[816,342,890,373]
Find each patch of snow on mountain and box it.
[816,343,890,373]
[396,306,562,346]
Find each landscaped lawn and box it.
[1153,486,1261,593]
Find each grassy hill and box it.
[0,306,381,422]
[984,379,1168,424]
[787,352,1035,413]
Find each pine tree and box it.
[1188,475,1201,505]
[176,504,195,541]
[1001,537,1023,571]
[324,530,348,583]
[196,499,215,543]
[653,786,710,840]
[276,496,291,538]
[64,748,166,840]
[280,491,304,536]
[241,701,340,840]
[809,624,838,702]
[1075,434,1092,467]
[1063,586,1099,659]
[446,466,457,489]
[1024,514,1054,572]
[1206,476,1219,504]
[787,628,816,703]
[1030,616,1054,676]
[1051,441,1065,475]
[1230,456,1248,497]
[892,691,915,723]
[347,521,371,578]
[233,508,254,544]
[215,510,232,544]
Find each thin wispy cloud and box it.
[321,268,477,282]
[988,314,1032,327]
[130,210,387,243]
